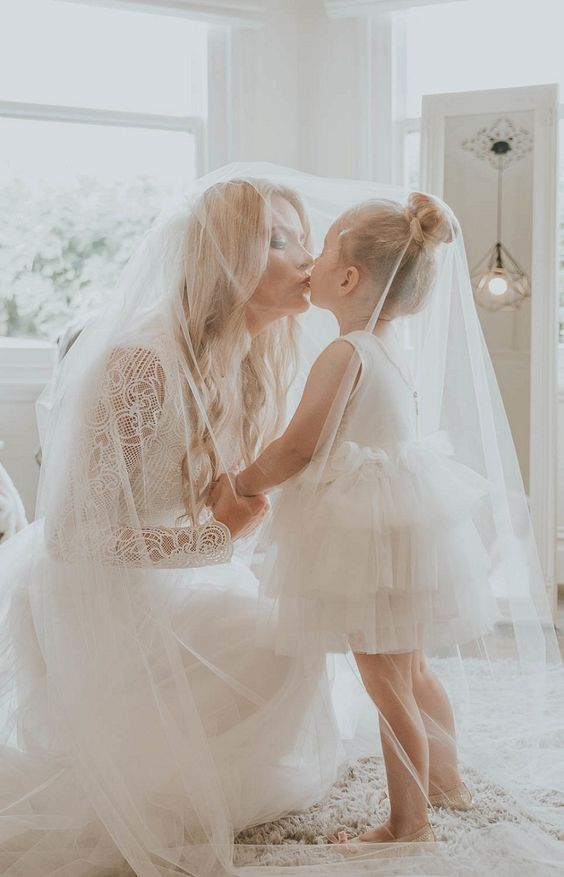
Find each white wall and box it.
[208,0,397,180]
[297,9,374,178]
[0,340,56,520]
[208,0,300,169]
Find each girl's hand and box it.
[208,473,270,540]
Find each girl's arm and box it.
[236,339,361,497]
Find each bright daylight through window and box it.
[0,0,207,341]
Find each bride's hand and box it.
[208,473,269,540]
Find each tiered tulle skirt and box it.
[260,431,500,655]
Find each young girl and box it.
[212,193,496,848]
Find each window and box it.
[394,0,564,341]
[0,0,207,341]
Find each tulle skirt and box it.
[1,522,563,876]
[260,432,500,655]
[0,521,366,876]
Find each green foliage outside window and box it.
[0,176,168,340]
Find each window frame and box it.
[0,1,209,364]
[0,100,205,145]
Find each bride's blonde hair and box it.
[336,192,456,317]
[177,178,310,521]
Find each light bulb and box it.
[487,275,508,296]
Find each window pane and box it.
[0,0,207,116]
[0,118,198,340]
[402,0,564,119]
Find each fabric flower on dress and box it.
[330,440,391,481]
[399,430,454,472]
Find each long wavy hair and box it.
[175,178,311,522]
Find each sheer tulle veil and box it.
[0,163,562,877]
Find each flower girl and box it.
[212,194,497,848]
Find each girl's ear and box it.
[339,266,360,297]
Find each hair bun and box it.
[406,192,457,246]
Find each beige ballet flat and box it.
[380,782,474,812]
[395,823,436,844]
[428,782,473,811]
[327,823,435,859]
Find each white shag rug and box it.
[235,754,564,875]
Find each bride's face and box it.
[247,196,313,322]
[309,223,344,309]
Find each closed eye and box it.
[272,225,306,248]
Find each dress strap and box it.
[335,332,366,400]
[336,330,368,356]
[342,329,416,392]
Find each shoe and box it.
[428,782,473,811]
[327,823,436,859]
[380,783,474,812]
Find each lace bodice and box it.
[47,341,233,568]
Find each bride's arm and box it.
[47,345,239,568]
[235,340,361,497]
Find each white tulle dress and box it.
[261,329,500,656]
[0,332,362,876]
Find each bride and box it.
[1,164,563,877]
[0,171,357,877]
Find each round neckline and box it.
[343,329,416,391]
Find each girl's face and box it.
[248,196,313,322]
[309,222,347,310]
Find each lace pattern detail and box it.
[48,519,233,568]
[48,344,233,568]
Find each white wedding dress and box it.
[0,327,362,877]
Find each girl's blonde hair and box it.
[336,192,456,317]
[177,178,310,522]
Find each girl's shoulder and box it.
[335,330,389,363]
[334,330,414,396]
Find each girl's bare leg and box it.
[411,650,462,795]
[352,651,429,841]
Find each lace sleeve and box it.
[47,346,232,568]
[109,520,232,568]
